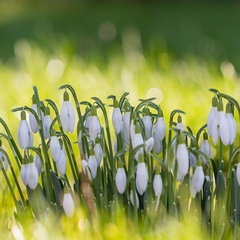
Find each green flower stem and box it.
[0,161,19,210]
[0,119,22,168]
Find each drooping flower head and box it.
[43,106,52,139]
[200,131,211,164]
[112,99,122,135]
[136,153,148,195]
[26,155,39,190]
[132,121,144,161]
[29,95,39,133]
[89,106,101,143]
[62,187,75,218]
[176,115,185,132]
[60,91,75,133]
[94,136,103,166]
[50,130,61,162]
[17,110,33,150]
[153,166,163,197]
[207,96,218,137]
[226,102,236,145]
[88,147,97,179]
[142,106,152,140]
[190,162,204,198]
[116,160,127,194]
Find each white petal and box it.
[123,112,131,144]
[153,117,166,141]
[226,113,236,145]
[145,137,154,154]
[153,174,162,197]
[200,140,211,164]
[132,133,144,160]
[112,108,122,134]
[89,116,100,142]
[176,143,189,181]
[20,164,28,185]
[57,149,66,175]
[130,190,139,209]
[26,162,38,190]
[142,115,152,140]
[116,168,127,194]
[18,120,32,150]
[219,111,230,146]
[60,101,69,132]
[136,162,148,195]
[62,193,75,217]
[29,104,39,133]
[43,115,52,139]
[34,154,43,176]
[207,107,217,137]
[88,155,97,179]
[176,122,184,132]
[153,133,162,154]
[50,136,61,162]
[236,163,240,186]
[191,166,204,198]
[67,101,75,133]
[94,143,103,166]
[211,115,219,145]
[189,152,197,168]
[82,160,92,181]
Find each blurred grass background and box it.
[0,0,240,238]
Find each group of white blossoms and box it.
[12,91,239,217]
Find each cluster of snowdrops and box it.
[0,85,240,238]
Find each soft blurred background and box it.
[0,0,240,238]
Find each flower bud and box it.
[130,189,139,209]
[94,137,103,166]
[207,96,218,137]
[34,154,43,176]
[112,99,123,134]
[20,163,28,186]
[50,134,61,162]
[226,103,236,145]
[176,115,184,131]
[132,122,144,160]
[62,189,75,217]
[190,166,204,198]
[116,161,127,194]
[200,133,211,164]
[43,107,52,139]
[89,106,101,143]
[17,110,33,150]
[88,148,97,179]
[153,168,163,197]
[136,154,148,195]
[56,149,66,175]
[142,106,152,140]
[60,91,75,133]
[29,95,39,133]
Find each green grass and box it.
[0,0,240,239]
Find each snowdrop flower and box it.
[236,163,240,186]
[17,110,33,150]
[112,99,122,135]
[43,107,52,139]
[132,122,144,161]
[56,148,67,175]
[34,154,43,176]
[207,96,218,137]
[142,106,152,140]
[153,109,166,154]
[189,151,197,168]
[145,137,154,154]
[116,160,127,194]
[20,163,28,186]
[82,159,92,181]
[200,132,211,164]
[88,148,97,179]
[123,101,131,145]
[50,132,61,162]
[190,165,204,198]
[136,154,148,195]
[226,103,236,145]
[176,133,189,181]
[130,189,139,209]
[176,115,185,132]
[94,137,103,166]
[0,144,8,172]
[26,157,39,190]
[153,167,163,197]
[62,188,75,217]
[60,91,75,133]
[29,95,39,133]
[211,100,230,146]
[89,106,101,143]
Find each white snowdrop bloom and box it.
[20,163,28,186]
[62,191,75,217]
[189,151,197,168]
[116,163,127,194]
[89,106,101,143]
[226,103,237,145]
[145,137,154,154]
[176,115,185,132]
[88,149,98,179]
[29,99,39,133]
[81,159,92,181]
[153,168,163,197]
[60,91,75,133]
[142,107,152,140]
[207,96,218,137]
[200,132,211,164]
[17,110,33,150]
[56,149,66,176]
[153,138,162,155]
[43,107,52,139]
[50,135,61,162]
[132,122,144,161]
[0,146,8,171]
[190,166,204,198]
[176,134,189,181]
[236,163,240,186]
[112,100,122,134]
[130,189,139,209]
[123,104,131,145]
[26,161,39,190]
[94,137,103,166]
[34,154,42,176]
[136,154,148,195]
